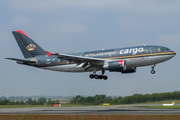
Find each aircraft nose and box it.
[173,51,176,55]
[172,51,176,57]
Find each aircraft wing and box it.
[5,58,37,64]
[52,53,106,66]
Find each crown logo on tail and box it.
[26,44,36,51]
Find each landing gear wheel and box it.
[151,70,155,74]
[151,64,156,74]
[99,75,103,79]
[103,76,108,80]
[89,74,95,79]
[95,75,99,79]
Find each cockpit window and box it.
[162,48,170,51]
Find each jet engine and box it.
[103,60,126,72]
[121,67,136,73]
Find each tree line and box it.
[69,91,180,105]
[1,91,180,105]
[0,97,59,105]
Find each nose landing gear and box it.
[151,65,156,74]
[151,70,155,74]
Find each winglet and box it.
[46,51,52,57]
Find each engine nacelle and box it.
[121,67,136,73]
[103,60,126,72]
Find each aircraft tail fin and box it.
[12,30,47,58]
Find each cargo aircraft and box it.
[6,30,176,80]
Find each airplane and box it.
[6,30,176,80]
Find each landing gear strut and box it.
[89,68,108,80]
[151,65,156,74]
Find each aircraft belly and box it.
[146,54,174,65]
[146,56,157,65]
[157,54,175,63]
[41,64,87,72]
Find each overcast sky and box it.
[0,0,179,97]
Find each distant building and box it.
[6,94,8,99]
[32,98,38,101]
[59,101,68,104]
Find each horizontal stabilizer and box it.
[5,58,37,63]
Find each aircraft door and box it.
[150,47,156,55]
[150,47,157,64]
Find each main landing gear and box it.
[89,74,108,80]
[151,65,156,74]
[89,68,108,80]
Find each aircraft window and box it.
[163,48,170,51]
